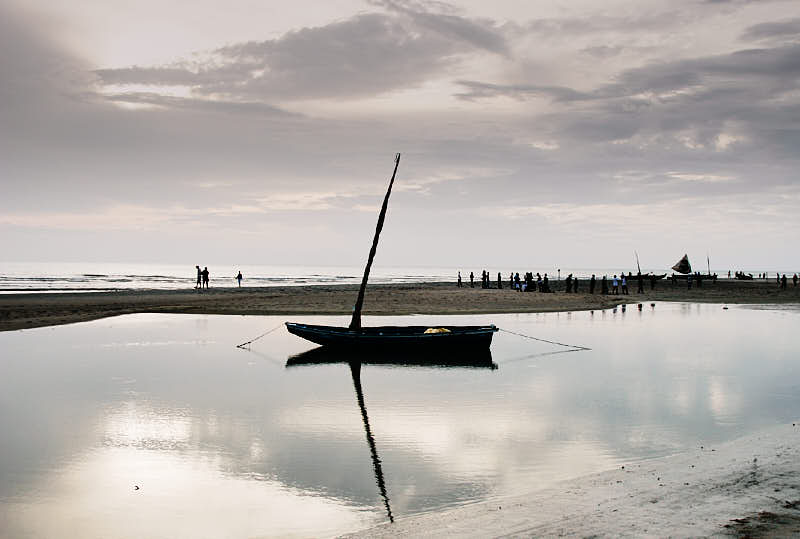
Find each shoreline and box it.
[342,422,800,538]
[1,279,799,332]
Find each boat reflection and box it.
[285,347,498,523]
[286,347,498,370]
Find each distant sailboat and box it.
[286,154,498,350]
[671,254,692,274]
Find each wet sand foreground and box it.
[1,279,798,332]
[343,423,800,538]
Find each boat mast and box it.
[635,251,641,274]
[349,153,401,331]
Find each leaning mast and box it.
[349,154,401,331]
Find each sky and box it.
[1,0,799,271]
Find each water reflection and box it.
[285,347,500,523]
[287,347,498,369]
[1,305,800,538]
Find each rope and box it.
[236,323,284,349]
[498,327,591,351]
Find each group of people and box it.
[456,270,662,295]
[194,266,244,288]
[195,265,210,289]
[778,273,797,289]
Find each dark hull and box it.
[285,322,497,350]
[624,273,667,280]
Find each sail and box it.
[671,254,692,274]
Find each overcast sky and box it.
[2,0,799,271]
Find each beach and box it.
[343,422,800,538]
[0,278,798,332]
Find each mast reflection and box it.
[349,360,393,522]
[285,347,498,523]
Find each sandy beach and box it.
[343,422,800,538]
[0,278,798,332]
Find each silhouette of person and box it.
[458,271,462,288]
[573,276,579,293]
[781,274,787,290]
[470,271,474,288]
[589,274,596,294]
[497,272,502,289]
[195,265,202,289]
[236,271,243,287]
[793,274,798,287]
[612,275,619,295]
[202,267,209,288]
[601,275,608,295]
[637,272,644,293]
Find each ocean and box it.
[0,261,781,293]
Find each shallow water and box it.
[1,303,799,538]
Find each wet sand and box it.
[1,279,798,331]
[343,422,800,538]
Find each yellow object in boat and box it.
[424,327,451,334]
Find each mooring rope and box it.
[236,323,284,349]
[498,327,591,351]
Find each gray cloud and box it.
[94,3,508,102]
[740,18,800,43]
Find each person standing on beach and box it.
[589,274,596,294]
[612,275,619,295]
[781,274,787,290]
[637,272,644,293]
[621,274,628,295]
[793,274,798,287]
[470,271,474,288]
[236,271,243,287]
[195,265,202,289]
[202,267,209,288]
[601,275,608,295]
[573,276,579,293]
[497,272,502,289]
[458,271,462,288]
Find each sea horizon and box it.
[0,260,792,294]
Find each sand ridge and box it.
[1,279,798,332]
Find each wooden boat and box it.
[286,154,497,351]
[623,272,667,280]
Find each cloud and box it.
[455,80,591,102]
[93,2,509,104]
[740,18,800,43]
[99,92,298,116]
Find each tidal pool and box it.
[1,303,799,538]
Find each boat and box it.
[286,153,498,351]
[671,254,692,274]
[286,323,498,350]
[622,272,667,280]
